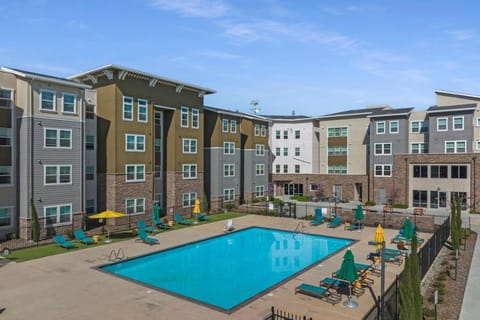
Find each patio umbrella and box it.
[374,224,385,250]
[193,199,201,224]
[354,204,365,230]
[89,210,126,243]
[402,217,414,239]
[337,248,359,308]
[151,203,161,224]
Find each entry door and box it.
[334,185,342,200]
[378,187,387,205]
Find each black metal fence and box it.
[264,306,312,320]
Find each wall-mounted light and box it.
[37,160,42,164]
[37,121,42,126]
[37,198,42,202]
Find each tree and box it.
[451,197,462,250]
[410,236,423,320]
[31,198,40,242]
[400,236,423,320]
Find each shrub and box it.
[393,203,409,209]
[364,201,376,206]
[291,195,312,202]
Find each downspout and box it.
[29,78,34,240]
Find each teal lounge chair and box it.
[320,277,364,297]
[295,283,341,305]
[53,235,75,249]
[74,229,94,244]
[175,213,192,225]
[327,217,342,228]
[196,213,209,221]
[137,220,155,233]
[153,217,171,230]
[368,252,403,265]
[309,212,324,226]
[137,229,159,245]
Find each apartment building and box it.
[0,67,93,240]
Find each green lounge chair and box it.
[295,283,341,305]
[320,277,364,297]
[196,213,209,221]
[137,229,159,245]
[137,220,155,233]
[53,235,75,249]
[74,229,94,244]
[175,213,191,225]
[391,235,424,244]
[327,217,342,228]
[153,217,171,230]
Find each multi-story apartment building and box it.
[0,67,93,240]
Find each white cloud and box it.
[197,50,242,59]
[446,30,475,41]
[149,0,228,18]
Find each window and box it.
[126,164,145,182]
[85,199,95,215]
[224,164,235,177]
[451,192,468,210]
[256,164,265,175]
[183,138,197,154]
[0,127,12,146]
[327,127,348,137]
[222,119,229,132]
[182,164,197,179]
[389,120,399,134]
[413,165,428,178]
[155,138,161,152]
[275,164,280,173]
[445,140,466,153]
[453,116,464,130]
[40,90,56,111]
[44,165,71,185]
[260,125,267,136]
[283,164,288,173]
[255,144,265,156]
[437,118,447,131]
[451,165,467,179]
[224,142,235,155]
[182,192,197,208]
[0,166,11,184]
[86,105,95,119]
[62,93,76,113]
[45,204,72,225]
[376,121,385,134]
[85,166,95,180]
[0,207,12,227]
[191,108,199,128]
[125,134,145,152]
[412,190,428,208]
[411,143,428,154]
[411,120,428,133]
[224,188,235,202]
[327,165,348,174]
[230,120,237,133]
[374,164,392,177]
[0,89,12,109]
[295,147,300,157]
[126,198,145,214]
[477,117,480,127]
[85,135,95,150]
[138,99,148,122]
[44,128,71,148]
[254,124,261,136]
[275,148,280,156]
[181,107,189,127]
[275,130,280,139]
[374,143,392,155]
[431,165,448,178]
[255,185,265,198]
[123,96,133,120]
[328,146,348,155]
[283,130,288,139]
[283,148,288,156]
[295,130,300,139]
[295,164,300,173]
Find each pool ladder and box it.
[293,221,306,234]
[108,248,126,261]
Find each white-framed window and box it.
[437,117,447,131]
[477,117,480,127]
[126,198,145,215]
[138,98,148,123]
[255,185,265,198]
[222,119,229,132]
[224,141,235,155]
[191,108,199,129]
[295,130,300,139]
[260,125,267,137]
[40,89,56,111]
[283,164,288,173]
[411,120,428,133]
[413,165,428,178]
[275,164,280,173]
[255,144,265,156]
[451,165,468,179]
[85,135,95,150]
[44,128,71,148]
[411,143,428,154]
[295,164,300,173]
[445,140,466,153]
[62,93,76,114]
[44,204,72,226]
[256,164,265,175]
[283,130,288,139]
[86,105,95,119]
[328,146,348,155]
[125,134,145,152]
[376,121,385,134]
[181,106,189,127]
[230,120,237,133]
[224,164,235,177]
[374,143,392,155]
[327,165,348,174]
[85,199,95,215]
[389,120,399,134]
[254,124,261,136]
[0,127,12,146]
[85,166,95,180]
[125,164,145,182]
[182,192,197,208]
[283,148,288,156]
[182,164,197,179]
[183,138,197,154]
[374,164,392,177]
[0,207,13,227]
[275,130,280,139]
[123,96,133,121]
[453,116,464,131]
[0,89,12,109]
[275,148,280,156]
[295,147,300,157]
[0,166,11,184]
[44,165,71,185]
[476,140,480,150]
[328,127,348,137]
[431,165,448,178]
[224,188,235,202]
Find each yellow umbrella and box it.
[374,224,385,249]
[193,199,201,214]
[89,210,126,243]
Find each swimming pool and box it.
[101,227,353,312]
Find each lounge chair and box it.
[320,277,364,297]
[309,212,324,226]
[295,282,342,305]
[391,235,424,244]
[224,219,235,232]
[196,213,209,221]
[368,252,403,265]
[153,217,171,230]
[174,213,192,225]
[346,223,361,231]
[53,235,75,249]
[74,229,94,244]
[137,229,159,245]
[327,217,342,228]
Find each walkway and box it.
[460,214,480,320]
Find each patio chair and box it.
[53,235,76,249]
[74,229,94,244]
[137,229,159,245]
[368,252,403,265]
[327,217,342,228]
[175,213,192,225]
[137,219,155,233]
[309,214,324,226]
[224,219,235,232]
[295,282,342,305]
[153,217,171,230]
[196,213,210,221]
[320,277,364,297]
[391,235,424,245]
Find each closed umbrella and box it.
[374,224,385,250]
[402,217,414,239]
[193,199,201,224]
[354,204,365,230]
[151,204,161,225]
[89,210,126,243]
[337,248,359,308]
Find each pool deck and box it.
[0,215,416,320]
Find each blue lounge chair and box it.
[196,213,209,221]
[327,217,342,228]
[153,217,171,230]
[137,229,159,245]
[137,220,155,233]
[53,235,75,249]
[320,277,364,297]
[295,283,342,305]
[310,210,324,226]
[74,229,94,244]
[175,213,192,225]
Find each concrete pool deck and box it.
[0,215,415,320]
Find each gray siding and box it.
[370,117,409,168]
[428,111,474,153]
[206,147,241,197]
[243,149,269,194]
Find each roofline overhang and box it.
[1,67,92,89]
[204,106,243,118]
[367,112,412,118]
[427,107,477,114]
[435,90,480,100]
[319,111,373,119]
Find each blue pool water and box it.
[101,227,353,312]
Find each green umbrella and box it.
[402,217,414,239]
[337,249,357,282]
[354,204,365,221]
[151,204,161,223]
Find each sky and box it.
[2,0,480,116]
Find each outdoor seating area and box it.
[310,208,324,225]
